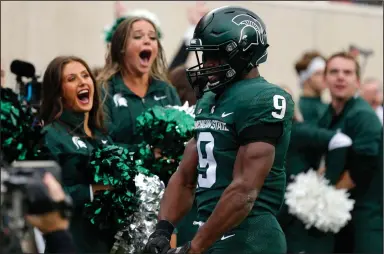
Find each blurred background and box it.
[1,1,383,100]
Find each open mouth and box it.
[77,89,90,104]
[139,50,152,65]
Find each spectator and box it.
[360,77,383,124]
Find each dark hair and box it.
[39,56,105,132]
[169,65,197,105]
[324,51,361,79]
[294,50,325,75]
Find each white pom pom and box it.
[285,169,355,233]
[167,101,196,118]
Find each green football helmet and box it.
[186,6,269,98]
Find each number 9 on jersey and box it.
[197,132,217,188]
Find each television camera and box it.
[0,160,73,253]
[10,60,43,110]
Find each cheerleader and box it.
[40,56,115,253]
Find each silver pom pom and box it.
[110,174,165,254]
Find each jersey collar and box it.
[59,109,86,134]
[111,73,166,97]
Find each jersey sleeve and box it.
[348,110,382,156]
[344,109,382,186]
[235,86,295,135]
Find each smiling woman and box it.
[97,16,181,148]
[39,56,116,253]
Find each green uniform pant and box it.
[278,205,334,253]
[334,211,383,254]
[205,213,286,254]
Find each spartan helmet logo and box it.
[113,93,128,107]
[231,14,267,51]
[72,136,87,149]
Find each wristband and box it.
[156,220,175,236]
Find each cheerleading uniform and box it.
[102,73,181,146]
[318,96,383,253]
[278,123,338,253]
[298,96,327,124]
[43,110,114,253]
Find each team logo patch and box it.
[72,136,87,149]
[113,93,128,107]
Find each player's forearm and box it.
[190,179,257,253]
[158,171,196,225]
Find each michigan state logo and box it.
[231,14,267,51]
[113,93,128,107]
[72,136,87,149]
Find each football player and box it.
[144,6,294,254]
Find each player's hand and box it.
[143,220,175,254]
[167,242,192,254]
[143,232,171,254]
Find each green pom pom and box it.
[85,145,139,230]
[0,88,47,163]
[135,106,195,184]
[104,17,127,43]
[84,185,137,231]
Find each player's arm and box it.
[158,137,198,223]
[143,138,198,254]
[189,125,281,253]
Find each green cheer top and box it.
[278,122,338,253]
[43,110,115,253]
[319,95,383,253]
[299,96,328,123]
[103,74,181,146]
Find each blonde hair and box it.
[97,17,170,92]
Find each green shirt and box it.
[318,96,383,227]
[43,110,114,253]
[299,96,327,123]
[285,122,335,177]
[103,74,181,146]
[194,77,294,222]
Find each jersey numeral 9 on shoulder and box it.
[272,95,286,119]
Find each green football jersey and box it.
[194,76,294,222]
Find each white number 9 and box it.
[271,95,286,119]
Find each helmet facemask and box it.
[186,39,266,98]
